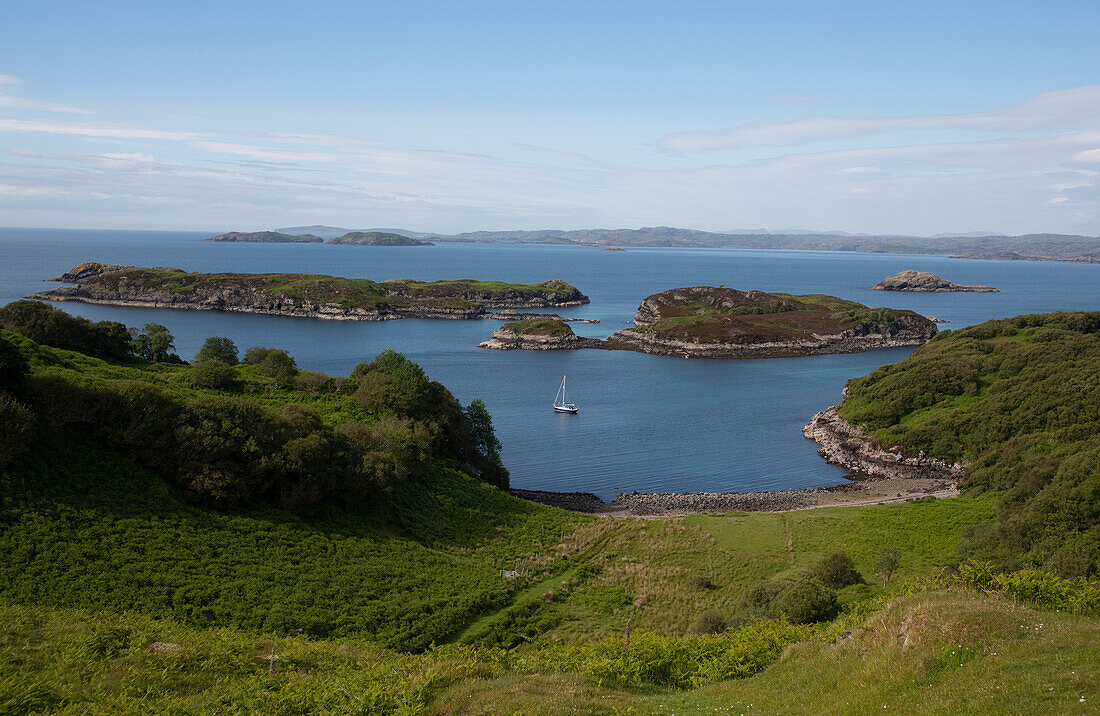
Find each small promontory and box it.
[479,319,602,350]
[206,231,323,243]
[872,270,998,292]
[326,232,432,246]
[28,263,588,321]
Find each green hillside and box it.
[0,302,1097,713]
[837,311,1100,576]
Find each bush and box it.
[194,336,239,365]
[687,575,717,590]
[812,551,863,589]
[957,561,1100,614]
[191,360,238,390]
[769,577,837,624]
[692,610,727,635]
[243,346,277,364]
[745,568,838,624]
[260,349,298,387]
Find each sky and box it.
[1,0,1099,236]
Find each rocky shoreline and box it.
[28,262,589,322]
[802,405,965,481]
[600,324,934,358]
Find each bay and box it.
[3,227,1098,499]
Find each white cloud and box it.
[660,85,1100,152]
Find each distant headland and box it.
[208,230,432,246]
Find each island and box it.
[872,270,998,292]
[326,231,432,246]
[478,319,603,350]
[205,231,323,243]
[28,262,588,321]
[480,286,937,358]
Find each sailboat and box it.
[553,375,579,413]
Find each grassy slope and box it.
[501,319,575,337]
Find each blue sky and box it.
[2,0,1099,234]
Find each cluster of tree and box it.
[1,303,508,513]
[840,311,1100,578]
[0,301,183,363]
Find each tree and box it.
[261,349,298,388]
[131,323,176,362]
[194,336,239,365]
[0,300,132,360]
[464,398,502,466]
[874,547,901,588]
[243,345,276,365]
[191,359,238,390]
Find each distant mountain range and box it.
[265,225,1100,262]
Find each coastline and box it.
[512,403,962,517]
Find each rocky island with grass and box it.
[872,269,998,292]
[325,231,433,246]
[206,231,324,243]
[482,286,936,357]
[28,262,588,320]
[478,319,603,350]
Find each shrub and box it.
[191,360,238,390]
[194,336,239,365]
[744,568,838,624]
[687,575,717,591]
[769,577,837,624]
[692,610,727,635]
[293,371,335,395]
[812,551,863,589]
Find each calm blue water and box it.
[3,227,1098,499]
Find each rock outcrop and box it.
[802,405,965,481]
[873,270,997,292]
[29,263,589,321]
[479,319,603,350]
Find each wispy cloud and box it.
[660,85,1100,152]
[0,74,93,115]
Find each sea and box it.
[3,227,1098,500]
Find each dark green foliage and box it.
[0,430,575,651]
[838,311,1100,576]
[743,562,840,624]
[260,349,298,387]
[692,610,727,635]
[190,359,238,389]
[811,551,864,589]
[461,599,563,648]
[0,393,35,469]
[194,336,239,365]
[0,300,132,360]
[243,345,277,364]
[464,398,502,467]
[0,335,29,392]
[130,323,178,362]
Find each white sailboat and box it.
[553,375,579,413]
